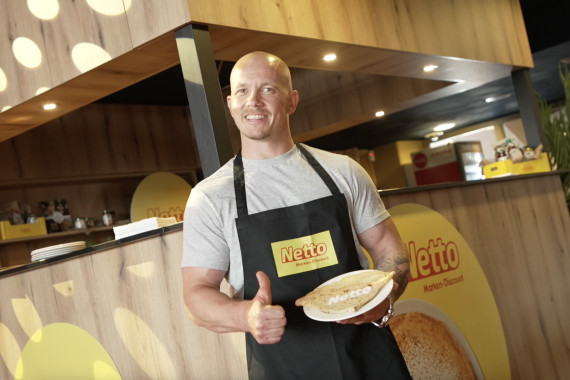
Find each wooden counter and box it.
[380,172,570,380]
[1,173,569,379]
[0,226,248,379]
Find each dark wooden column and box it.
[512,68,547,148]
[175,24,234,178]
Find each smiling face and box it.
[227,52,298,156]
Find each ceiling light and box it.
[423,64,438,72]
[323,54,337,62]
[433,123,455,132]
[375,110,385,117]
[424,131,443,141]
[43,103,57,110]
[485,93,512,103]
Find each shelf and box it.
[0,171,196,190]
[0,226,114,245]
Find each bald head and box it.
[226,51,299,157]
[230,51,293,92]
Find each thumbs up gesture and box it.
[247,271,287,344]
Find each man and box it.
[182,51,411,379]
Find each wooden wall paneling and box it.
[0,101,200,267]
[188,0,532,67]
[208,25,514,87]
[106,105,152,173]
[0,241,31,268]
[0,32,181,143]
[0,103,199,181]
[143,106,201,170]
[0,5,21,108]
[0,1,54,107]
[41,0,134,86]
[381,176,570,380]
[289,70,451,141]
[1,0,532,144]
[126,0,190,48]
[0,231,248,379]
[0,178,140,223]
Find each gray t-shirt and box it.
[182,144,389,298]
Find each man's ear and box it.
[288,90,299,114]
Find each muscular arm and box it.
[358,217,410,300]
[337,217,410,325]
[182,267,286,344]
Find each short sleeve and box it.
[181,188,230,271]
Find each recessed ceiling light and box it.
[433,123,455,132]
[375,110,385,117]
[43,103,57,110]
[424,131,443,141]
[423,64,438,72]
[323,53,337,62]
[485,93,512,103]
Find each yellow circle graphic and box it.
[130,172,192,222]
[389,203,510,380]
[15,323,121,379]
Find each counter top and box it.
[379,169,569,195]
[0,222,183,278]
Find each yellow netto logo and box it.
[271,230,338,277]
[281,242,327,263]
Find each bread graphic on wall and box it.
[391,311,476,380]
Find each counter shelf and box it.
[0,223,182,278]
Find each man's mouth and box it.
[245,114,266,120]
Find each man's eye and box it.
[236,89,246,95]
[262,87,274,93]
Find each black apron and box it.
[234,144,411,380]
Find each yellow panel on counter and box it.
[0,217,47,241]
[389,203,510,380]
[130,172,192,222]
[483,153,550,178]
[15,323,121,380]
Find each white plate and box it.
[394,298,484,380]
[31,248,84,261]
[31,241,86,255]
[303,270,394,322]
[31,247,75,256]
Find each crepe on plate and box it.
[295,270,394,314]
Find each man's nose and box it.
[246,91,262,106]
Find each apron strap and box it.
[233,150,248,218]
[296,144,341,195]
[233,144,341,218]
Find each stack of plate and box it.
[31,241,86,262]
